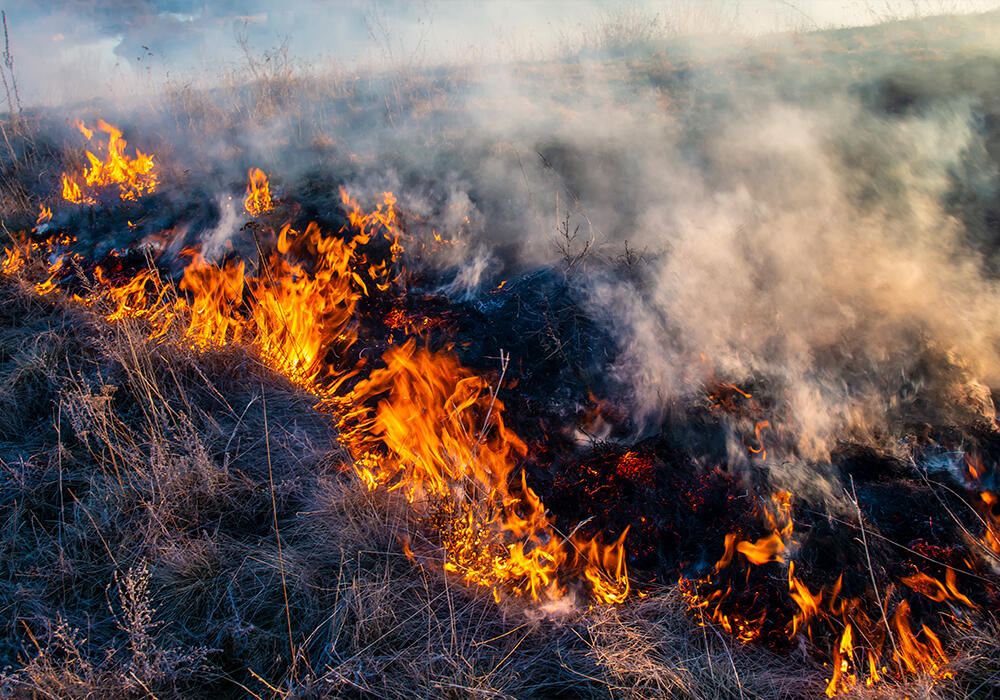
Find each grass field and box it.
[3,6,1000,698]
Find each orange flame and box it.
[826,623,857,697]
[339,340,586,601]
[61,119,157,205]
[980,491,999,558]
[244,167,274,217]
[35,204,53,228]
[892,600,951,677]
[1,245,25,274]
[901,569,976,608]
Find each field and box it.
[2,6,1000,698]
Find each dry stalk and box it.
[0,10,21,126]
[849,475,901,671]
[262,385,296,681]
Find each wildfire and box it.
[61,119,157,205]
[244,167,273,216]
[11,182,629,606]
[11,147,999,693]
[678,488,971,696]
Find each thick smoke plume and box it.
[8,2,1000,505]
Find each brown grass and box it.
[1,232,998,699]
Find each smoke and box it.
[10,2,1000,501]
[7,1,1000,105]
[592,96,1000,462]
[323,8,1000,489]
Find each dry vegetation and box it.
[2,215,999,699]
[0,263,830,699]
[3,6,1000,699]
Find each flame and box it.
[682,487,962,694]
[736,531,785,565]
[179,255,247,348]
[61,119,157,205]
[892,600,951,677]
[75,119,93,140]
[337,340,620,602]
[61,174,89,205]
[826,623,857,697]
[574,527,631,604]
[787,561,822,639]
[746,419,771,460]
[980,491,999,558]
[34,255,65,296]
[901,569,976,608]
[244,167,273,216]
[2,245,25,274]
[35,204,53,228]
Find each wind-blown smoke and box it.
[9,3,1000,502]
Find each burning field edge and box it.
[3,8,1000,699]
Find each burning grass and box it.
[0,247,835,699]
[3,163,999,698]
[4,8,1000,698]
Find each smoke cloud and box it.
[9,1,1000,501]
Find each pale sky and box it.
[5,0,999,106]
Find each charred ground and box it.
[3,8,1000,700]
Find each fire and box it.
[35,204,52,229]
[980,491,999,558]
[901,569,976,608]
[61,174,88,205]
[825,623,856,697]
[244,167,273,216]
[11,169,991,690]
[787,561,823,639]
[61,119,157,205]
[338,340,628,602]
[179,255,247,348]
[34,255,66,296]
[9,186,629,606]
[680,487,966,695]
[574,527,631,604]
[1,245,24,274]
[892,600,951,677]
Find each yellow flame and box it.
[244,167,274,216]
[61,119,157,205]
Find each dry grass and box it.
[3,9,1000,697]
[1,239,998,699]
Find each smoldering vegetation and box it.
[3,4,1000,698]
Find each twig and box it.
[262,385,296,682]
[849,475,901,671]
[0,11,21,124]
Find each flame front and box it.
[18,172,628,607]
